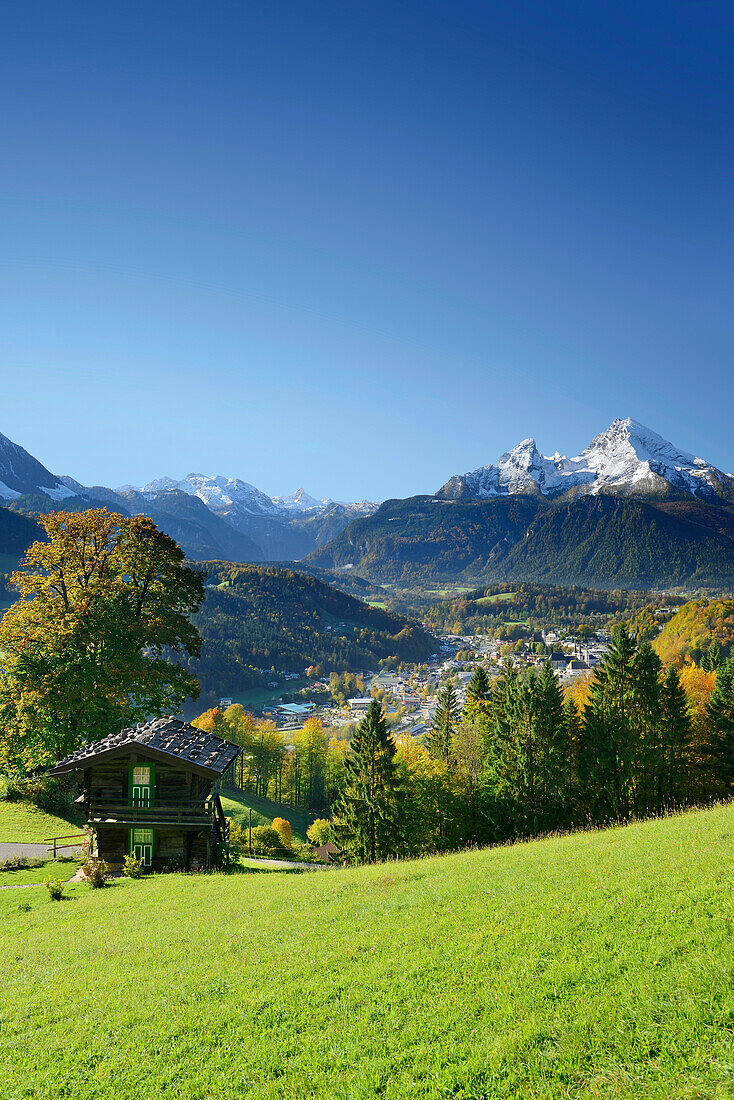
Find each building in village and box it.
[49,716,242,872]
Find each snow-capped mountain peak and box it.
[439,418,734,503]
[126,473,280,516]
[0,431,76,502]
[271,487,323,511]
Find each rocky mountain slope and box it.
[439,418,734,504]
[0,432,76,503]
[0,431,376,562]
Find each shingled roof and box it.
[48,716,242,777]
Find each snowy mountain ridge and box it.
[439,418,734,503]
[123,475,378,517]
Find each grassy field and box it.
[0,799,85,843]
[3,803,734,1098]
[218,787,310,842]
[0,858,82,886]
[475,591,514,604]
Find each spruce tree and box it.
[706,657,734,792]
[335,699,399,863]
[467,667,491,704]
[631,642,663,814]
[534,661,570,816]
[578,624,639,822]
[426,682,461,765]
[659,664,690,804]
[702,642,722,672]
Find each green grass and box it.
[367,599,388,609]
[0,799,85,843]
[0,858,82,886]
[219,787,310,842]
[3,804,734,1097]
[475,591,514,605]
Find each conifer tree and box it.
[706,658,734,791]
[577,624,639,822]
[631,641,663,814]
[659,664,691,804]
[535,661,570,812]
[426,682,461,765]
[467,667,491,704]
[702,642,722,672]
[335,699,399,863]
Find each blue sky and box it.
[1,1,732,500]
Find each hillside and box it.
[8,487,264,564]
[0,503,38,562]
[308,494,544,580]
[653,598,734,664]
[493,496,734,589]
[422,581,672,636]
[218,787,309,842]
[309,493,734,589]
[4,804,734,1097]
[191,563,436,698]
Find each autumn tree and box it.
[0,509,204,770]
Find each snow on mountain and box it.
[124,474,380,517]
[271,487,378,514]
[271,487,323,511]
[128,474,280,516]
[439,418,734,503]
[0,431,77,502]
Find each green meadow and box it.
[3,802,734,1098]
[0,799,84,843]
[475,591,515,604]
[218,787,310,843]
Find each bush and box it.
[122,854,144,879]
[291,841,322,864]
[0,773,74,813]
[271,817,293,849]
[81,857,109,888]
[250,825,287,857]
[0,774,24,802]
[163,855,185,873]
[45,878,64,900]
[228,819,248,860]
[0,856,29,872]
[307,818,335,846]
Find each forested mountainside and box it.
[0,505,38,560]
[491,497,734,589]
[421,581,676,636]
[7,488,263,563]
[308,494,734,590]
[308,495,543,581]
[188,563,436,699]
[652,599,734,665]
